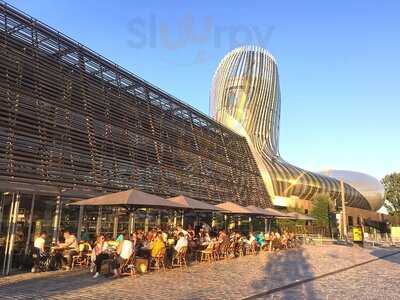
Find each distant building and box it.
[210,46,385,220]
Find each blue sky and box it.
[7,0,399,179]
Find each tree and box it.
[310,194,334,229]
[382,172,400,216]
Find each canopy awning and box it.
[215,201,253,214]
[246,205,273,216]
[264,207,289,218]
[70,189,187,209]
[279,212,316,221]
[167,195,222,211]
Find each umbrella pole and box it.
[224,214,228,231]
[96,207,102,236]
[133,209,136,232]
[173,211,177,227]
[211,212,216,228]
[144,208,149,233]
[268,219,272,234]
[248,216,253,233]
[264,218,267,233]
[156,210,161,227]
[112,208,118,239]
[128,210,134,235]
[181,210,184,227]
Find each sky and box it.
[6,0,400,180]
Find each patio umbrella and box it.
[70,189,187,234]
[70,189,186,209]
[246,205,274,216]
[246,205,287,232]
[280,211,316,221]
[167,195,222,211]
[214,201,253,214]
[168,195,223,228]
[246,205,275,233]
[215,201,253,231]
[264,207,288,218]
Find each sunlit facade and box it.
[211,46,376,210]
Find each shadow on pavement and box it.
[369,247,400,264]
[249,248,319,300]
[0,269,107,298]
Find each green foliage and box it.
[382,172,400,216]
[310,194,333,228]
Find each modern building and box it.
[210,45,385,223]
[0,2,389,275]
[0,3,269,270]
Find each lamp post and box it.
[340,180,348,241]
[327,200,333,239]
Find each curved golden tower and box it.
[211,46,370,209]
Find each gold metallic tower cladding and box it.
[211,46,371,210]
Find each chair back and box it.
[178,246,187,257]
[157,246,166,258]
[205,242,214,251]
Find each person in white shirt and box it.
[111,234,133,277]
[174,232,188,253]
[34,231,47,254]
[32,231,47,272]
[176,225,189,238]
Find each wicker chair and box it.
[120,253,136,277]
[248,240,257,255]
[172,246,188,270]
[227,241,236,259]
[71,251,90,270]
[200,242,214,263]
[212,242,221,261]
[237,240,245,257]
[150,247,166,272]
[218,242,228,260]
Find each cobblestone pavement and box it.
[0,245,399,300]
[260,249,400,300]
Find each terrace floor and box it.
[0,244,399,299]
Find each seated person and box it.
[217,229,227,243]
[255,232,265,248]
[32,231,47,272]
[174,232,188,255]
[200,231,211,245]
[92,234,110,278]
[111,233,133,278]
[245,232,256,246]
[57,230,79,270]
[150,232,166,262]
[115,232,125,244]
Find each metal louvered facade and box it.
[211,46,371,210]
[0,3,271,207]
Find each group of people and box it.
[91,225,190,278]
[31,224,298,278]
[32,230,81,272]
[253,230,296,251]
